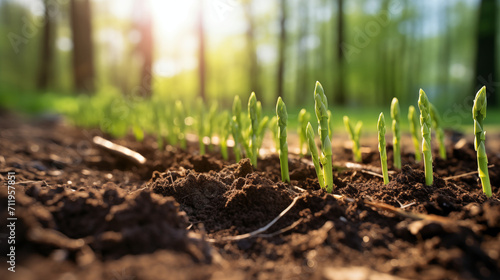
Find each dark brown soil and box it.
[1,111,500,280]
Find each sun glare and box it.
[150,0,196,37]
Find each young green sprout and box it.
[418,89,433,186]
[298,109,310,157]
[306,81,334,193]
[377,113,389,184]
[473,86,492,198]
[219,111,230,160]
[343,116,363,162]
[248,92,259,166]
[230,116,242,162]
[391,98,401,169]
[429,103,447,159]
[276,97,290,183]
[408,105,422,162]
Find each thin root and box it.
[206,196,301,243]
[444,165,494,181]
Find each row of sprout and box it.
[70,82,493,198]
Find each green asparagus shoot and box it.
[343,116,363,162]
[408,105,422,162]
[391,97,401,169]
[327,109,333,140]
[248,92,259,166]
[315,82,329,146]
[377,113,389,184]
[418,89,433,186]
[305,81,333,193]
[306,122,326,190]
[220,111,230,160]
[232,95,250,159]
[429,103,446,159]
[230,116,242,162]
[233,95,242,127]
[276,97,290,183]
[473,86,492,197]
[298,109,310,157]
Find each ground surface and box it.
[1,111,500,280]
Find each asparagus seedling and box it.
[306,123,325,190]
[378,113,389,184]
[343,116,363,162]
[473,86,492,197]
[298,109,310,157]
[391,97,401,169]
[429,103,446,159]
[220,111,230,160]
[306,81,334,193]
[327,109,333,140]
[248,92,259,166]
[418,89,433,186]
[408,105,422,162]
[230,116,242,162]
[276,97,290,183]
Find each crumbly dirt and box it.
[1,111,500,280]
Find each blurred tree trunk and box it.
[296,0,309,105]
[37,0,54,90]
[334,0,346,105]
[70,0,95,93]
[276,0,286,100]
[474,0,497,106]
[134,0,153,97]
[244,1,260,95]
[198,0,206,102]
